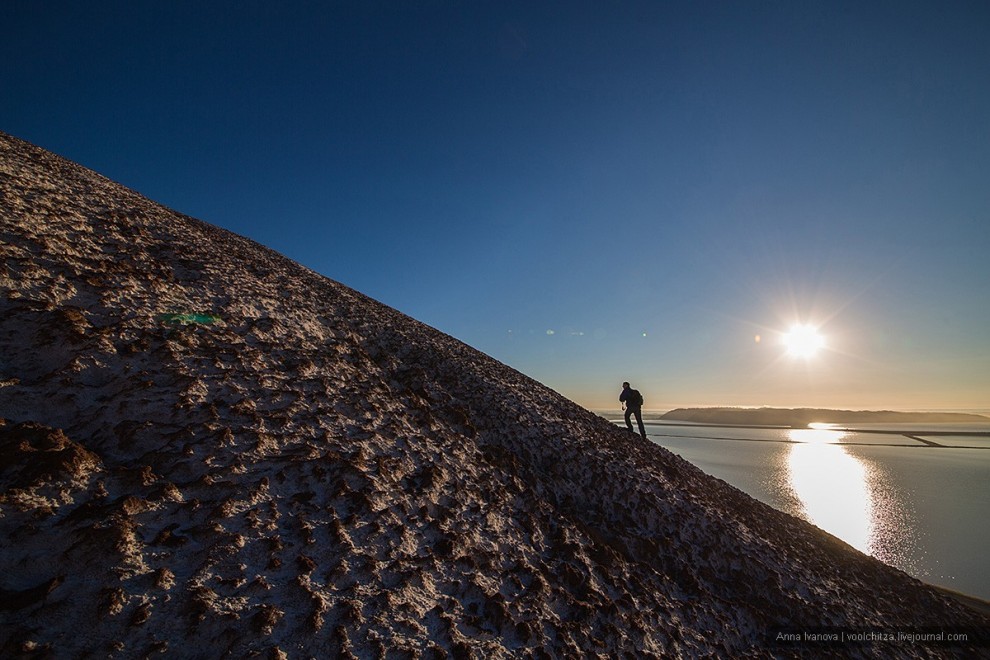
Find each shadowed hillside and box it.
[2,131,987,658]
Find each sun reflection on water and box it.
[786,428,873,552]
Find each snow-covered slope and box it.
[1,131,986,658]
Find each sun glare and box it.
[786,437,872,553]
[782,324,824,358]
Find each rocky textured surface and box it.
[2,131,987,658]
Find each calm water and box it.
[610,415,990,600]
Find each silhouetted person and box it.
[619,381,646,439]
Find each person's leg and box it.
[634,409,646,439]
[624,408,634,432]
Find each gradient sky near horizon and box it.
[3,2,989,410]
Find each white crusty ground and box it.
[1,131,987,659]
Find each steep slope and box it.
[1,131,986,658]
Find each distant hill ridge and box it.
[2,131,987,657]
[662,407,990,426]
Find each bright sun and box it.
[783,324,825,358]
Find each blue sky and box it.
[3,1,989,410]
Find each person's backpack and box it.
[630,389,644,407]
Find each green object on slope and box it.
[158,313,221,326]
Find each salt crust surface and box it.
[1,131,987,658]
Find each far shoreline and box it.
[658,407,990,427]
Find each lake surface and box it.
[609,415,990,601]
